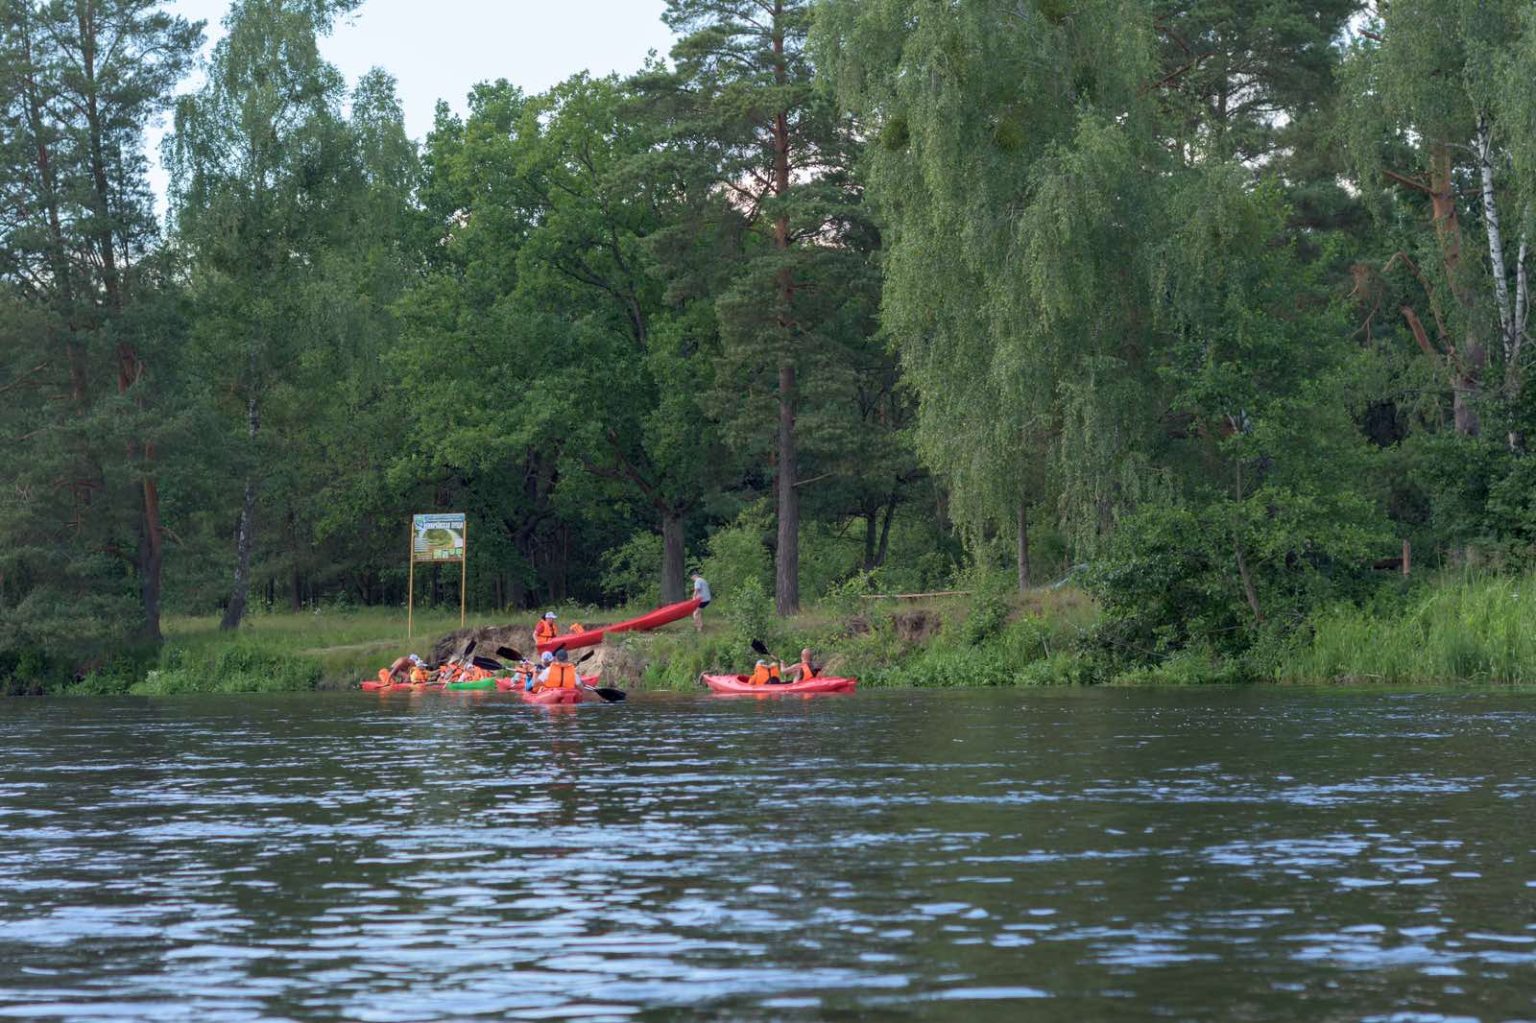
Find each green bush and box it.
[722,577,776,652]
[128,643,322,695]
[601,532,663,608]
[1280,574,1536,684]
[700,503,772,601]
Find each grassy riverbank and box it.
[61,607,510,696]
[28,573,1536,695]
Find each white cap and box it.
[544,611,557,619]
[540,652,554,663]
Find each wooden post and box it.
[459,519,468,629]
[1402,539,1412,577]
[406,524,415,641]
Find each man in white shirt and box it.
[691,571,711,632]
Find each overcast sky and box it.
[149,0,675,210]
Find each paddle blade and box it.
[472,656,503,671]
[594,687,627,703]
[576,650,596,665]
[497,646,523,663]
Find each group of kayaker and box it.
[746,648,820,686]
[377,653,493,688]
[503,647,581,694]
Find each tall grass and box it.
[1280,575,1536,685]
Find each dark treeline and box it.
[5,0,1536,680]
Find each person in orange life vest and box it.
[537,648,579,692]
[787,648,817,682]
[534,611,558,645]
[748,659,782,686]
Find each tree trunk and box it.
[875,491,898,570]
[1478,119,1515,361]
[661,509,686,603]
[769,5,798,616]
[862,505,879,573]
[135,441,164,642]
[1428,144,1484,437]
[75,1,165,639]
[1233,463,1263,624]
[1016,501,1032,592]
[220,396,261,631]
[776,360,799,615]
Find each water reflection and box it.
[0,689,1532,1021]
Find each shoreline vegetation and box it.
[14,573,1536,697]
[12,2,1536,697]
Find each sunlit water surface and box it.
[1,688,1533,1022]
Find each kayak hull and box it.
[536,598,702,653]
[361,680,441,692]
[520,687,589,706]
[700,674,857,695]
[444,678,497,691]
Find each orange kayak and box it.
[700,674,857,695]
[360,679,441,692]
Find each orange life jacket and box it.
[377,668,391,683]
[798,660,815,680]
[749,664,773,686]
[569,622,585,634]
[409,666,430,684]
[543,662,578,690]
[535,619,557,643]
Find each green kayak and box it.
[444,678,498,691]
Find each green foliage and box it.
[700,504,773,600]
[12,0,1536,690]
[601,533,664,610]
[960,568,1012,647]
[721,578,777,653]
[131,643,322,696]
[1281,575,1536,684]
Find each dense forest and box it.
[5,0,1536,684]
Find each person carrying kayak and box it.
[691,571,711,632]
[536,648,579,692]
[535,611,559,646]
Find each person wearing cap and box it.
[690,571,711,632]
[534,611,558,646]
[529,651,554,691]
[537,648,579,692]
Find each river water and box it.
[0,688,1532,1022]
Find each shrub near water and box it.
[129,644,322,695]
[1282,575,1536,684]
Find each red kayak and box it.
[700,674,857,696]
[520,687,590,706]
[537,598,702,653]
